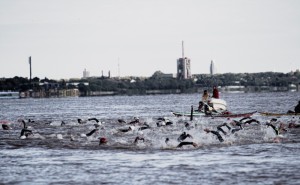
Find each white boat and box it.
[209,98,227,111]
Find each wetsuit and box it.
[2,124,10,130]
[210,131,224,142]
[218,123,242,134]
[217,123,231,135]
[266,123,279,135]
[239,117,260,124]
[134,136,145,143]
[86,129,98,136]
[177,142,196,148]
[205,129,224,142]
[119,127,131,132]
[129,119,140,124]
[177,132,193,142]
[20,128,33,138]
[88,118,99,123]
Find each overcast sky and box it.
[0,0,299,79]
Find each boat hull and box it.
[259,112,300,116]
[172,111,257,118]
[210,98,227,111]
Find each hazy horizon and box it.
[1,0,299,79]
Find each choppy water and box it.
[1,92,300,185]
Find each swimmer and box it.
[266,122,287,135]
[177,132,193,142]
[61,121,66,126]
[157,120,173,127]
[99,137,107,145]
[78,118,89,124]
[159,117,173,125]
[118,126,135,133]
[88,118,99,123]
[239,117,260,124]
[129,117,140,125]
[138,122,151,131]
[217,123,230,135]
[218,123,242,134]
[288,122,300,128]
[2,124,11,130]
[85,128,99,137]
[165,138,170,145]
[134,136,145,143]
[177,142,198,148]
[204,128,224,142]
[20,128,33,139]
[184,122,194,130]
[118,119,126,124]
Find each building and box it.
[210,60,215,75]
[83,69,90,78]
[177,41,191,79]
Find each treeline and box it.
[195,71,300,87]
[1,71,299,95]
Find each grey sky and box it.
[0,0,299,79]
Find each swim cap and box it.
[99,137,107,144]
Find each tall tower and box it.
[29,56,32,85]
[177,41,191,79]
[210,60,215,75]
[83,68,90,78]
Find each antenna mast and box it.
[118,57,120,79]
[29,56,32,85]
[182,41,184,58]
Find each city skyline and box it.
[0,0,299,79]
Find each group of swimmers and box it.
[1,113,300,149]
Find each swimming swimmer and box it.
[138,122,151,131]
[77,119,84,124]
[118,126,135,133]
[239,117,260,124]
[20,128,33,139]
[218,123,242,134]
[177,132,193,142]
[184,122,194,130]
[85,128,99,137]
[118,119,126,124]
[288,122,300,128]
[61,121,66,126]
[204,128,224,142]
[165,138,170,145]
[134,136,145,143]
[177,142,198,148]
[88,118,99,123]
[2,124,11,130]
[266,122,287,135]
[99,137,107,145]
[129,117,140,125]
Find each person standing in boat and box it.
[295,101,300,113]
[287,101,300,114]
[212,86,219,99]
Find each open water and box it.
[0,92,300,185]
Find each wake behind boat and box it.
[259,112,300,116]
[172,110,257,118]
